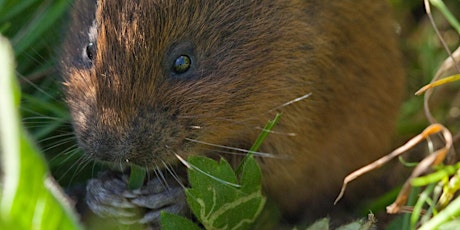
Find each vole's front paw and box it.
[86,171,187,227]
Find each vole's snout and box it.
[77,108,187,167]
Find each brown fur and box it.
[61,0,404,220]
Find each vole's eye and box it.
[165,42,196,79]
[172,55,191,74]
[85,42,96,61]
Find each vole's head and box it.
[61,0,314,168]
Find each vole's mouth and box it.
[86,150,182,173]
[93,147,185,169]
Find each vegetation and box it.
[1,0,460,229]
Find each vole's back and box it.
[249,0,404,217]
[62,0,404,221]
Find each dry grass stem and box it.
[335,124,453,215]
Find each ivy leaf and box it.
[160,114,280,229]
[186,155,266,230]
[239,154,263,194]
[306,218,330,230]
[160,211,201,230]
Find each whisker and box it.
[156,164,169,189]
[117,160,126,172]
[42,137,76,153]
[254,126,296,137]
[174,153,241,188]
[184,138,287,159]
[144,168,151,182]
[142,164,152,181]
[54,149,89,185]
[151,166,163,187]
[185,117,295,138]
[22,122,67,128]
[214,150,246,157]
[91,161,98,178]
[21,108,50,117]
[38,133,75,144]
[179,93,311,122]
[193,146,247,157]
[18,67,55,85]
[23,122,71,129]
[162,160,186,190]
[47,143,79,163]
[269,92,312,112]
[22,116,68,122]
[66,156,92,185]
[18,74,59,101]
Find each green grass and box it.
[0,34,81,230]
[1,0,97,186]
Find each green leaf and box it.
[411,163,460,187]
[160,114,279,229]
[239,155,263,194]
[160,211,202,230]
[7,0,70,56]
[128,164,146,190]
[306,218,329,230]
[236,113,281,175]
[248,113,281,154]
[185,156,266,230]
[336,220,374,230]
[438,219,460,230]
[419,194,460,230]
[306,218,377,230]
[0,36,81,230]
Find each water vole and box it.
[61,0,404,224]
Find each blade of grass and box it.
[429,0,460,34]
[11,0,69,56]
[415,74,460,95]
[0,0,38,23]
[128,164,146,190]
[419,195,460,230]
[248,113,282,154]
[236,113,281,175]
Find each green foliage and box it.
[305,218,377,230]
[160,156,266,230]
[404,163,460,230]
[161,114,281,230]
[161,155,266,230]
[306,218,330,230]
[160,212,202,230]
[6,0,460,229]
[0,0,69,58]
[429,0,460,34]
[405,1,460,229]
[1,0,92,185]
[128,164,146,190]
[185,156,266,230]
[0,36,81,230]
